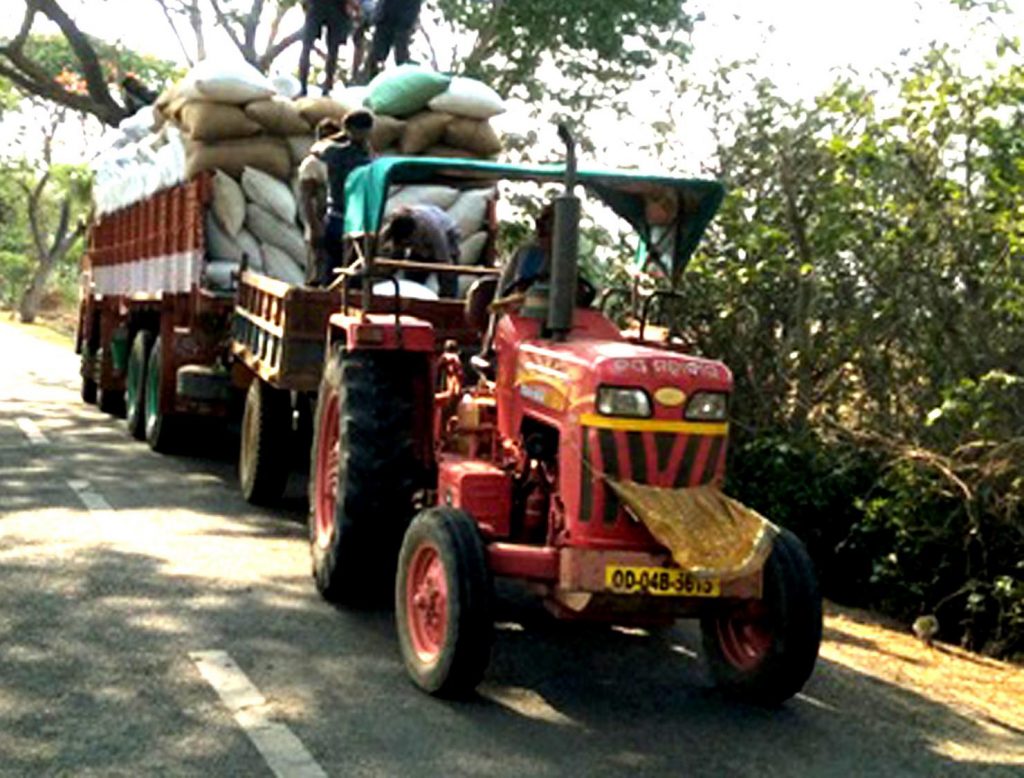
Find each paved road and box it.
[0,320,1020,777]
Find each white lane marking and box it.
[66,479,113,511]
[15,417,48,444]
[190,651,327,778]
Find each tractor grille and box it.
[579,428,726,525]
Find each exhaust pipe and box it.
[547,123,580,340]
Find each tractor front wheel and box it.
[700,528,822,706]
[396,507,493,696]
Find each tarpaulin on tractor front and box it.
[606,482,777,581]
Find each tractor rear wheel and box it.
[700,528,822,706]
[239,378,292,505]
[396,507,493,696]
[308,346,423,605]
[125,330,153,440]
[144,336,178,453]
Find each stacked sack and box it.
[362,66,507,288]
[153,60,314,290]
[91,59,510,294]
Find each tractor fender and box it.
[328,313,436,353]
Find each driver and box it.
[496,204,553,298]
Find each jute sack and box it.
[428,77,506,120]
[295,96,349,125]
[286,135,315,165]
[447,188,492,237]
[242,166,298,224]
[423,144,476,160]
[370,114,406,152]
[366,65,451,117]
[245,97,312,136]
[246,203,307,268]
[400,111,453,155]
[261,242,305,285]
[385,185,461,215]
[458,231,489,266]
[444,118,502,156]
[185,137,291,181]
[211,170,246,236]
[178,102,262,142]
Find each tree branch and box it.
[153,0,196,66]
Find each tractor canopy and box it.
[342,157,725,281]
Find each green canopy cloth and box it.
[342,157,724,279]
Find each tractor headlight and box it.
[685,392,729,421]
[597,386,652,418]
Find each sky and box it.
[1,0,1022,166]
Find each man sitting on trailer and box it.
[380,204,461,298]
[298,111,375,285]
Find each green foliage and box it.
[626,45,1024,659]
[432,0,696,114]
[21,34,182,95]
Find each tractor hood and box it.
[342,157,724,282]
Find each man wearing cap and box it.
[298,111,375,285]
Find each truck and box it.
[78,128,822,704]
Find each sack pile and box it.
[90,59,509,293]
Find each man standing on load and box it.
[298,111,375,285]
[298,0,357,97]
[362,0,423,81]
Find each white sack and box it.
[447,188,493,237]
[178,57,275,104]
[117,106,160,141]
[428,77,506,120]
[203,260,239,291]
[458,231,489,266]
[246,203,307,268]
[271,73,302,99]
[385,185,460,215]
[211,170,246,236]
[261,243,305,285]
[236,229,263,271]
[241,166,297,224]
[205,212,242,262]
[373,279,438,300]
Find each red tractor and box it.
[308,129,822,704]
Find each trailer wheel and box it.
[144,335,177,453]
[239,379,292,505]
[396,507,493,696]
[700,528,822,706]
[308,346,423,605]
[125,330,153,440]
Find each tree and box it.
[2,98,91,323]
[0,1,303,126]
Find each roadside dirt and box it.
[822,602,1024,739]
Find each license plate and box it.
[605,565,720,597]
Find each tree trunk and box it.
[18,253,57,324]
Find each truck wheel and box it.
[125,330,153,440]
[396,507,493,696]
[97,387,126,417]
[700,528,822,706]
[144,335,178,453]
[239,379,292,505]
[81,371,97,405]
[308,346,423,605]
